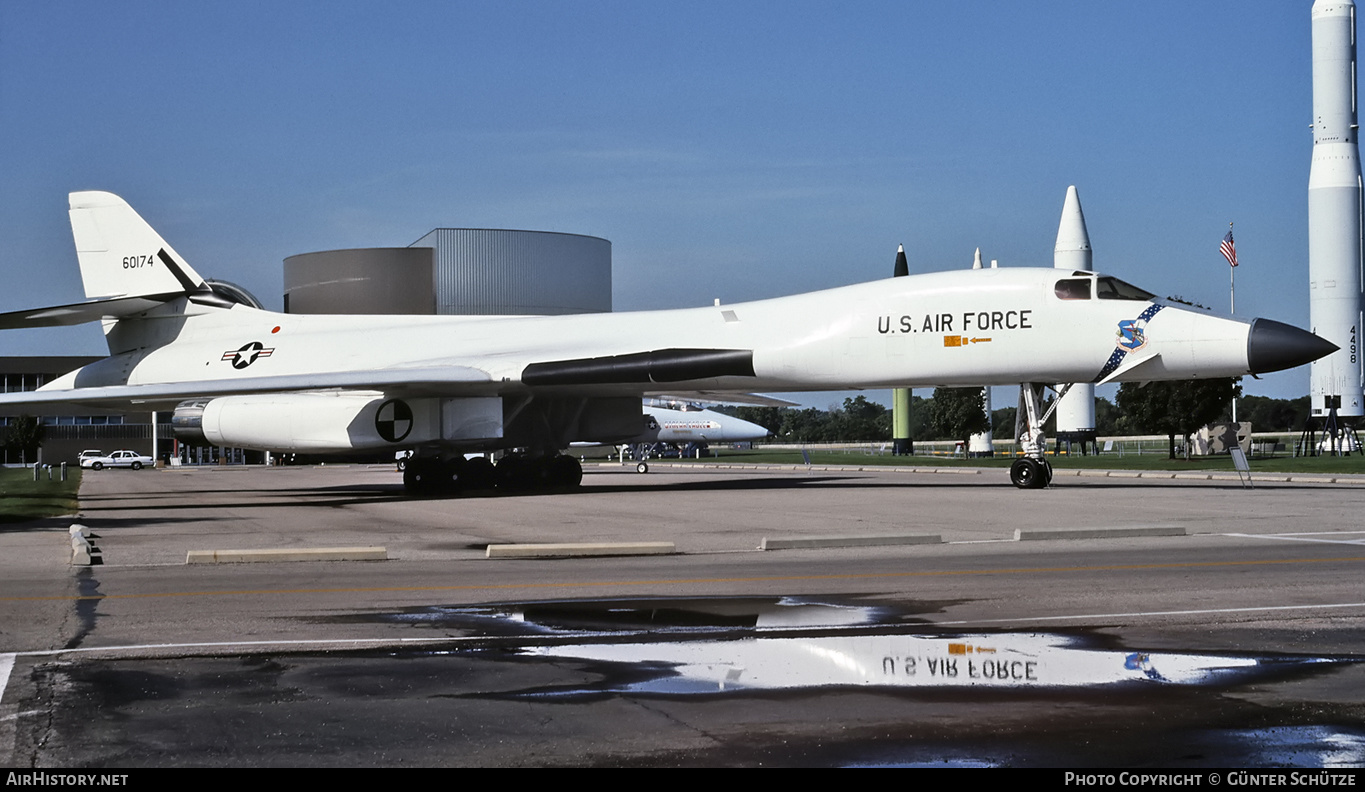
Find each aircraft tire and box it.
[439,457,468,495]
[464,456,496,490]
[403,458,445,496]
[636,462,649,474]
[549,455,583,488]
[496,455,530,491]
[528,457,557,489]
[1009,458,1045,489]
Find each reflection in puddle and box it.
[1225,725,1365,767]
[390,596,1344,696]
[382,596,884,635]
[524,632,1308,694]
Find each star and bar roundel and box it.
[375,399,413,443]
[221,341,274,370]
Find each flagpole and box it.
[1227,222,1236,423]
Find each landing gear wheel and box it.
[464,456,496,490]
[548,455,583,488]
[636,462,649,474]
[495,455,530,491]
[1010,458,1046,490]
[404,457,463,496]
[438,456,467,495]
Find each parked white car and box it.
[80,450,154,470]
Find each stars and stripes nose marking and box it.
[375,399,413,443]
[222,341,274,369]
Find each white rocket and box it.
[1309,0,1365,419]
[1054,185,1097,435]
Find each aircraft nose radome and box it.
[1247,318,1338,374]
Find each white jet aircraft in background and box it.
[614,398,776,473]
[641,398,774,446]
[0,192,1337,491]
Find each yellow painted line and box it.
[2,555,1363,603]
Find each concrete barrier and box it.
[761,534,942,551]
[186,547,388,564]
[485,542,675,559]
[69,524,102,566]
[1014,526,1186,541]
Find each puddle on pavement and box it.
[370,596,1355,696]
[853,725,1365,768]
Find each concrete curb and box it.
[761,534,942,551]
[69,524,102,566]
[590,461,1365,486]
[186,547,388,564]
[1015,526,1187,541]
[485,542,675,559]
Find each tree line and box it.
[720,380,1313,457]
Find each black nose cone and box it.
[1247,318,1338,374]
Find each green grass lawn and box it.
[670,448,1365,475]
[0,467,82,523]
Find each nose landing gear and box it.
[1011,382,1070,490]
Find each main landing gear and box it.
[1010,382,1071,490]
[402,453,582,496]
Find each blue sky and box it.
[0,1,1331,408]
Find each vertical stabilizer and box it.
[70,191,208,301]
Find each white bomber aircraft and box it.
[641,399,772,446]
[0,192,1338,491]
[612,399,774,473]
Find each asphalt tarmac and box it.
[2,462,1363,767]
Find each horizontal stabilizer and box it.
[0,292,185,330]
[0,365,493,409]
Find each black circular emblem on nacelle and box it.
[375,399,414,443]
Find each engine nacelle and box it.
[172,393,503,452]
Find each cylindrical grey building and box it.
[285,229,611,317]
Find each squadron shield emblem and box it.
[375,399,413,443]
[1116,319,1147,352]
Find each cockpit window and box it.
[1095,277,1155,301]
[1054,278,1092,300]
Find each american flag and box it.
[1220,230,1239,268]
